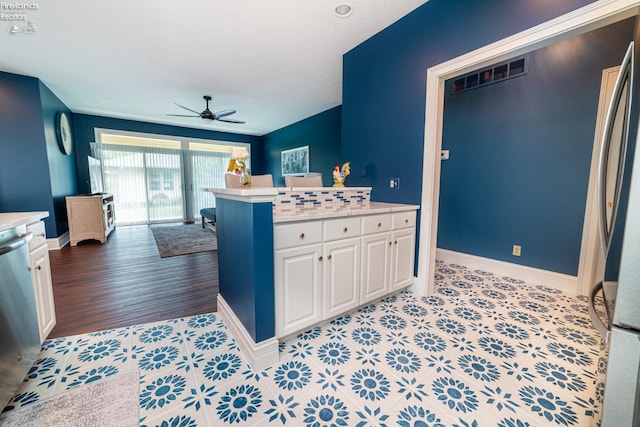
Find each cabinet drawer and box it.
[361,214,391,235]
[27,220,46,250]
[392,211,416,229]
[323,217,360,241]
[275,221,322,250]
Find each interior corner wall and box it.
[40,81,78,237]
[437,20,635,276]
[0,71,57,236]
[342,0,597,206]
[262,106,342,187]
[71,114,264,194]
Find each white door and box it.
[390,228,416,291]
[275,244,322,337]
[361,232,391,304]
[579,65,621,295]
[323,238,360,319]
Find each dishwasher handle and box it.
[0,233,32,256]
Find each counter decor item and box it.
[333,162,351,187]
[227,147,251,187]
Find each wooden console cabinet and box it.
[66,194,115,246]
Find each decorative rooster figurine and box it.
[333,162,351,187]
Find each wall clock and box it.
[56,112,73,155]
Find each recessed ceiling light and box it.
[335,3,352,18]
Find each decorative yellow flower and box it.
[227,147,251,187]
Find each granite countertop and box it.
[0,212,49,232]
[273,202,419,223]
[202,187,372,196]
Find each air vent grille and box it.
[452,56,527,94]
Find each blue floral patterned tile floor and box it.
[2,261,606,426]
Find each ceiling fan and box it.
[167,95,245,124]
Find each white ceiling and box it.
[1,0,429,136]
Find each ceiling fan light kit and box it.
[167,95,245,124]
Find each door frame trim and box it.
[415,0,640,296]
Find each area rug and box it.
[0,371,139,427]
[151,224,217,258]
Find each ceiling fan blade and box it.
[217,117,245,124]
[167,114,200,117]
[213,109,236,119]
[174,103,202,115]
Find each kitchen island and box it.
[203,186,419,368]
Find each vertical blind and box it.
[92,136,238,226]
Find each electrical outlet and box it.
[512,245,521,256]
[389,178,400,189]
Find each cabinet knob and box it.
[35,265,42,271]
[37,233,45,238]
[389,241,392,246]
[405,219,409,224]
[377,222,382,227]
[299,233,305,239]
[343,227,348,233]
[394,240,398,244]
[327,254,332,260]
[318,255,323,261]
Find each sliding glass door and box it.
[95,131,243,226]
[188,142,231,220]
[146,151,184,223]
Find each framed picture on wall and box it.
[281,146,309,176]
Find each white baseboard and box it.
[47,232,70,250]
[436,248,578,294]
[217,295,279,370]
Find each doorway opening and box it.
[416,0,639,296]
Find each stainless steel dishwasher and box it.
[0,228,40,410]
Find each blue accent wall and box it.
[343,0,597,205]
[263,106,341,186]
[438,20,634,276]
[39,82,78,236]
[216,198,275,342]
[342,0,606,275]
[72,114,264,194]
[0,71,75,237]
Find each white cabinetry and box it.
[274,209,416,338]
[275,244,323,337]
[274,221,323,337]
[390,212,417,291]
[360,211,417,301]
[360,214,392,304]
[322,237,360,319]
[26,220,56,342]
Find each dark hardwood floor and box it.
[48,225,218,339]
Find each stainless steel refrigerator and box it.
[589,39,640,426]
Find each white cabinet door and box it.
[29,243,56,342]
[323,237,360,319]
[361,232,391,304]
[390,228,416,291]
[275,244,322,337]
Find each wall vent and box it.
[452,56,527,94]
